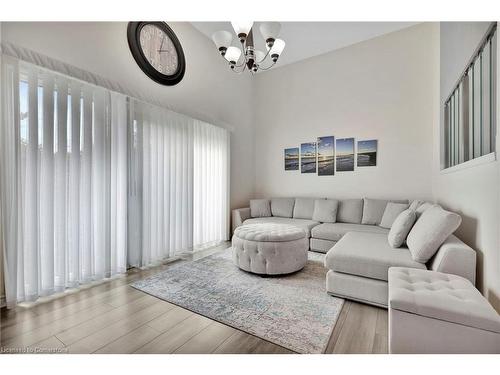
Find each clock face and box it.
[139,24,179,76]
[128,22,186,86]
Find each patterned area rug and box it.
[131,248,344,353]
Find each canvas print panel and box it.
[300,142,317,173]
[317,136,335,176]
[284,147,299,170]
[336,138,355,172]
[357,139,377,167]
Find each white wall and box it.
[253,23,437,201]
[0,22,256,210]
[434,22,500,311]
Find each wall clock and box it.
[127,22,186,86]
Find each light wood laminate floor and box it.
[0,244,388,354]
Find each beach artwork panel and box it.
[317,136,335,176]
[284,147,300,170]
[357,139,377,167]
[336,138,355,172]
[300,142,317,173]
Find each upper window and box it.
[444,24,497,169]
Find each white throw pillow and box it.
[312,199,338,223]
[250,199,271,218]
[379,202,409,229]
[407,205,462,263]
[387,209,417,248]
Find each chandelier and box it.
[211,22,286,74]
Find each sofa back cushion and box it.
[415,202,433,218]
[379,202,409,229]
[250,199,271,218]
[312,199,338,223]
[361,198,388,225]
[407,205,462,263]
[388,209,417,248]
[409,200,434,218]
[361,198,408,225]
[271,198,295,218]
[293,198,318,219]
[337,199,363,224]
[409,200,424,211]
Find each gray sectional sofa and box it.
[232,197,476,307]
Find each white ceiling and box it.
[192,22,419,68]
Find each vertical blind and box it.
[1,58,128,306]
[444,25,497,168]
[1,57,230,307]
[193,121,230,248]
[128,100,230,267]
[128,101,194,267]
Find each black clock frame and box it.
[127,22,186,86]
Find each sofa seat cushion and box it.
[243,217,319,237]
[324,232,426,281]
[311,222,389,242]
[389,267,500,333]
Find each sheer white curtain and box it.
[127,101,230,267]
[0,58,127,307]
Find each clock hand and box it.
[159,35,165,51]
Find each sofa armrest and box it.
[427,234,476,285]
[232,207,251,234]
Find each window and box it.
[444,24,497,169]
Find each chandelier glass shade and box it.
[211,21,286,74]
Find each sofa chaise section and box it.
[324,231,476,307]
[325,232,426,281]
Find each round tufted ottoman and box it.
[232,223,308,275]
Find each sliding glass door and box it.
[1,57,230,307]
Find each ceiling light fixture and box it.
[211,21,285,74]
